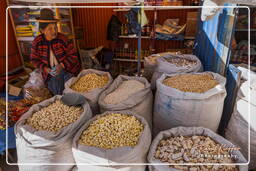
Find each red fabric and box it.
[30,33,81,82]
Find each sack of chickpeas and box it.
[15,95,92,171]
[151,54,202,89]
[72,111,152,171]
[147,127,248,171]
[225,67,256,170]
[64,69,113,115]
[153,72,226,135]
[98,75,153,128]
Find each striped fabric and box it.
[30,33,81,82]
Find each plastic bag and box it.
[23,69,52,102]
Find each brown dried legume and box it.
[163,73,219,93]
[26,100,83,132]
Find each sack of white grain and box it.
[72,111,151,171]
[153,72,226,135]
[148,127,248,171]
[225,67,256,169]
[98,75,153,128]
[64,69,113,115]
[15,95,92,171]
[151,54,202,89]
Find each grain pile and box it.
[165,56,197,67]
[163,73,219,93]
[78,113,143,149]
[71,73,109,93]
[26,100,83,132]
[104,80,145,104]
[154,135,238,171]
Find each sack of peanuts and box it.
[225,67,256,169]
[15,95,92,171]
[153,72,226,135]
[72,111,151,171]
[147,127,248,171]
[98,75,153,128]
[64,69,113,115]
[151,54,202,89]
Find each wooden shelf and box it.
[119,35,195,40]
[114,58,144,62]
[15,19,37,23]
[184,36,195,39]
[8,3,77,61]
[114,7,194,12]
[17,37,34,41]
[119,35,151,39]
[236,29,256,31]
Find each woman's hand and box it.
[45,67,51,75]
[55,64,63,75]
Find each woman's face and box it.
[42,23,57,41]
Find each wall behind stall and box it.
[71,2,197,52]
[0,0,23,76]
[72,3,115,49]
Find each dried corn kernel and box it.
[163,73,219,93]
[78,113,143,149]
[71,73,109,93]
[26,100,83,132]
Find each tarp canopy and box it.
[202,0,256,21]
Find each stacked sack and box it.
[148,127,248,171]
[99,75,153,128]
[64,69,113,115]
[72,111,151,171]
[225,67,256,169]
[151,53,202,89]
[153,72,227,135]
[15,95,92,171]
[144,52,175,81]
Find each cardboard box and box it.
[185,12,198,38]
[8,77,28,96]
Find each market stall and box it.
[1,0,255,170]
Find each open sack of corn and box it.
[98,75,153,128]
[225,67,256,170]
[72,111,151,171]
[15,95,92,171]
[151,54,202,89]
[64,69,113,115]
[153,72,226,135]
[148,127,248,171]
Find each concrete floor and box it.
[0,149,18,171]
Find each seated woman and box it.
[30,8,81,95]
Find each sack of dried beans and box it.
[15,95,92,171]
[147,127,248,171]
[144,52,176,81]
[153,72,226,135]
[225,67,256,169]
[72,111,151,171]
[64,69,113,115]
[98,75,153,128]
[151,54,202,89]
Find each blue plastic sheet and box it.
[155,33,184,41]
[0,127,16,154]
